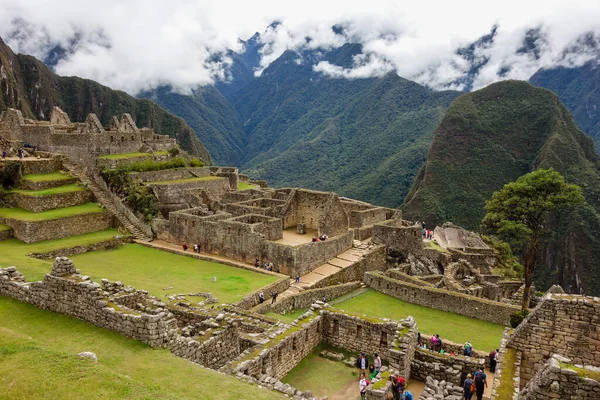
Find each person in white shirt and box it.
[373,353,382,374]
[359,372,368,400]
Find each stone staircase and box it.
[61,158,153,241]
[278,239,376,299]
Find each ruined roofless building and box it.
[0,107,176,165]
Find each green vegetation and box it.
[265,308,308,323]
[509,309,529,328]
[8,184,86,197]
[149,176,220,185]
[281,343,358,398]
[21,172,73,182]
[333,290,504,352]
[482,169,584,309]
[482,235,523,278]
[68,244,278,303]
[425,240,449,254]
[0,203,104,221]
[98,152,152,160]
[237,181,258,190]
[0,223,11,231]
[495,348,517,400]
[0,297,282,400]
[558,361,600,382]
[0,229,121,281]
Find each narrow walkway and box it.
[134,239,287,278]
[279,240,376,299]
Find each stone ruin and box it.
[0,107,177,166]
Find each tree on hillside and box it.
[482,169,584,310]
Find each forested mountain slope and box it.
[0,37,210,162]
[530,61,600,153]
[403,80,600,295]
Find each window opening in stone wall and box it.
[292,337,297,351]
[192,221,195,228]
[121,136,125,142]
[110,136,114,142]
[277,348,282,362]
[305,330,309,342]
[380,332,387,347]
[228,227,231,234]
[357,325,362,337]
[131,135,134,141]
[332,319,339,335]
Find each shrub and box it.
[189,158,204,167]
[125,185,158,222]
[167,146,180,157]
[482,235,523,278]
[510,309,529,328]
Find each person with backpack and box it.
[464,341,473,356]
[359,372,368,400]
[463,373,474,400]
[489,349,499,372]
[391,371,405,400]
[436,334,443,352]
[474,367,487,400]
[400,389,413,400]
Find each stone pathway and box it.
[279,240,376,299]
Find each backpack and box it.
[470,382,476,393]
[401,391,413,400]
[489,351,496,359]
[475,372,485,384]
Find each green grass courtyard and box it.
[0,297,283,400]
[21,171,74,182]
[331,289,504,352]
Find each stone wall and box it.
[0,259,176,347]
[252,282,361,314]
[149,177,230,213]
[490,329,521,400]
[236,277,292,310]
[263,230,354,277]
[419,333,491,369]
[169,326,243,369]
[507,294,600,386]
[8,189,91,212]
[20,176,78,190]
[281,189,349,237]
[364,271,519,325]
[309,245,387,289]
[518,354,600,400]
[348,207,389,229]
[1,211,114,243]
[7,158,63,175]
[230,316,323,380]
[131,167,211,182]
[411,348,481,385]
[386,269,435,287]
[28,235,130,259]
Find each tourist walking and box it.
[463,373,474,400]
[295,274,300,283]
[373,352,382,374]
[391,371,405,400]
[359,372,368,400]
[268,261,273,271]
[255,258,260,268]
[474,367,487,400]
[489,349,499,372]
[258,291,265,304]
[356,352,369,375]
[464,341,473,356]
[271,291,278,304]
[182,242,188,251]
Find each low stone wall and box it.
[507,294,600,387]
[12,158,63,175]
[419,376,464,400]
[28,236,131,259]
[309,245,386,289]
[131,167,211,182]
[518,354,600,399]
[0,227,13,241]
[0,259,176,347]
[412,348,482,386]
[1,211,114,243]
[169,326,243,369]
[8,189,91,212]
[420,333,490,368]
[364,271,519,325]
[252,282,361,314]
[229,316,322,380]
[386,269,435,287]
[236,277,291,310]
[20,176,78,190]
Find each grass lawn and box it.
[332,290,504,352]
[238,181,258,190]
[8,184,87,197]
[21,172,73,182]
[98,152,152,160]
[0,297,283,400]
[426,240,449,253]
[265,308,309,323]
[0,223,11,231]
[149,176,221,185]
[0,203,104,221]
[0,229,122,281]
[69,244,278,303]
[282,343,359,399]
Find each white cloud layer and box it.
[1,0,599,93]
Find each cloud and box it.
[1,0,599,94]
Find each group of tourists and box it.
[356,352,413,400]
[258,291,278,304]
[181,242,201,253]
[311,233,329,242]
[418,221,433,240]
[463,367,488,400]
[254,258,275,272]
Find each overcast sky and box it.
[1,0,599,94]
